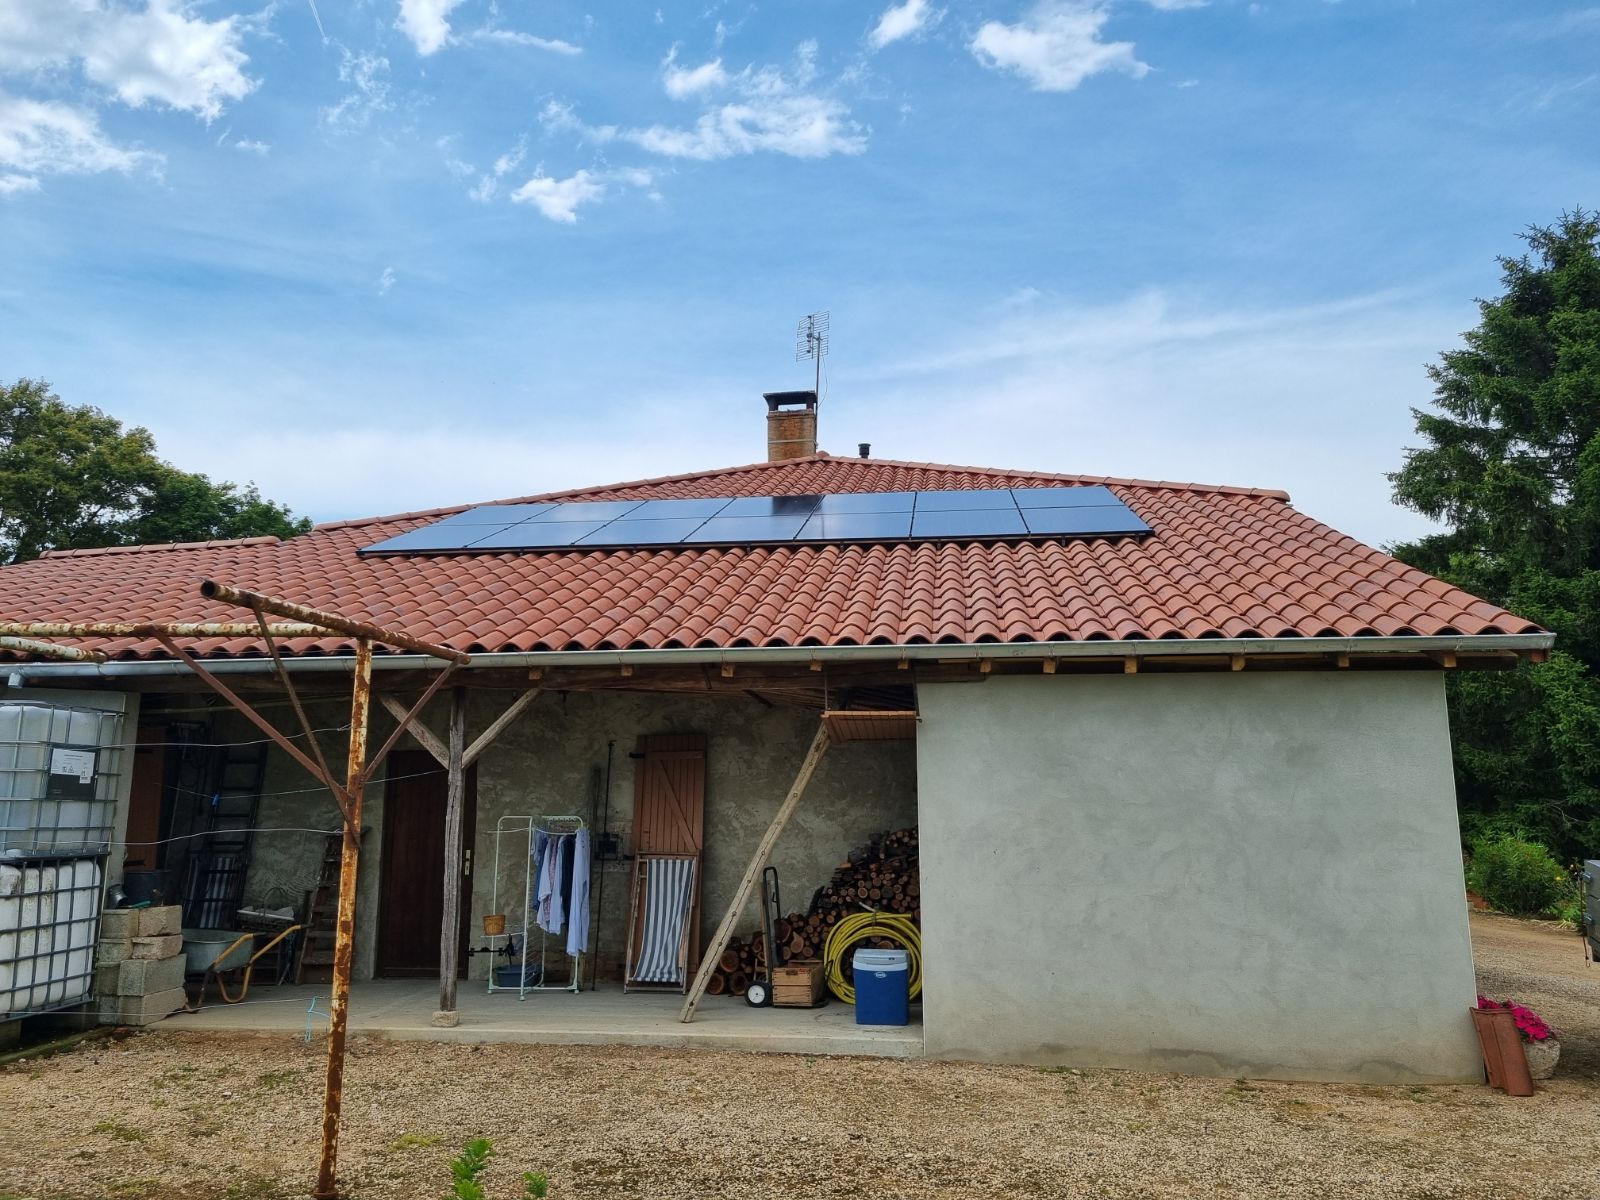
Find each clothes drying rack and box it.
[486,814,585,998]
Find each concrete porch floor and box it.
[161,980,924,1058]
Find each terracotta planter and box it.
[482,913,506,936]
[1524,1037,1560,1080]
[1471,1007,1535,1096]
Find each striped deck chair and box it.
[624,854,698,992]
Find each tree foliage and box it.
[1391,211,1600,859]
[0,378,310,563]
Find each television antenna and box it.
[796,310,829,402]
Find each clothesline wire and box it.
[162,765,445,805]
[0,725,356,755]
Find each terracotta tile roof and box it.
[0,454,1539,661]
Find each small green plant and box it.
[523,1171,549,1199]
[92,1120,146,1142]
[256,1069,300,1089]
[1465,833,1567,915]
[450,1138,494,1200]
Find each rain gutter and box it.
[3,632,1555,682]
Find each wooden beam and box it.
[1335,653,1351,669]
[720,662,735,678]
[436,687,467,1023]
[679,723,831,1023]
[1426,650,1458,670]
[356,663,460,789]
[1230,654,1246,672]
[378,694,448,766]
[1123,656,1139,674]
[1041,658,1057,674]
[462,688,541,767]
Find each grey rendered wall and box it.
[916,671,1481,1083]
[240,689,916,983]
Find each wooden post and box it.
[436,686,468,1025]
[679,723,831,1023]
[314,638,373,1200]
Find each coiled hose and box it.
[822,910,922,1004]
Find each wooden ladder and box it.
[295,831,343,984]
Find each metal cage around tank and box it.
[0,697,128,1021]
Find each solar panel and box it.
[683,514,812,543]
[795,512,915,541]
[813,491,915,514]
[521,500,644,523]
[575,517,710,546]
[627,498,734,520]
[910,507,1027,538]
[358,487,1152,554]
[718,494,821,517]
[1010,486,1119,509]
[912,490,1022,512]
[1020,505,1152,536]
[468,520,613,549]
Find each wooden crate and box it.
[771,960,824,1007]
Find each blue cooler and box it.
[852,948,910,1026]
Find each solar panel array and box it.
[358,486,1152,554]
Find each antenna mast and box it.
[796,310,830,402]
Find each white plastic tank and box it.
[0,858,103,1018]
[0,698,126,855]
[0,693,129,1020]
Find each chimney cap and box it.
[763,389,817,413]
[858,442,871,458]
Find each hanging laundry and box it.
[536,832,568,935]
[565,827,591,958]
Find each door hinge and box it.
[463,848,473,878]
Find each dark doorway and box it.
[376,750,476,978]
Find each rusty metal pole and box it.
[435,686,467,1025]
[314,637,373,1200]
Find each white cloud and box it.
[628,94,864,160]
[507,165,654,222]
[471,28,581,55]
[322,48,391,130]
[971,2,1148,92]
[663,53,730,99]
[463,134,528,202]
[0,171,41,193]
[1140,0,1206,9]
[0,90,156,190]
[376,266,396,294]
[510,168,604,223]
[622,43,866,161]
[232,137,269,154]
[0,0,256,120]
[869,0,935,49]
[396,0,463,56]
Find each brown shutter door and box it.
[631,734,705,855]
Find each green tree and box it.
[1390,210,1600,859]
[0,378,311,563]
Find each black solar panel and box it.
[358,487,1149,554]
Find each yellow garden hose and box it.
[822,910,922,1003]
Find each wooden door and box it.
[122,726,167,873]
[376,750,476,978]
[630,734,706,972]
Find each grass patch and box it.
[223,1174,294,1200]
[255,1069,301,1089]
[92,1120,146,1143]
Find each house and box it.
[0,393,1549,1082]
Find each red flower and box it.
[1477,997,1555,1042]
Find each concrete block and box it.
[130,934,183,961]
[95,954,187,997]
[96,939,131,965]
[98,910,134,943]
[100,986,187,1027]
[134,906,183,937]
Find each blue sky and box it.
[1,1,1597,547]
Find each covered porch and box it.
[163,979,924,1058]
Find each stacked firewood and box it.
[704,827,920,998]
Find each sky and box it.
[1,1,1598,549]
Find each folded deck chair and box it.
[624,854,698,992]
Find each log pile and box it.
[705,827,919,998]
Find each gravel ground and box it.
[1,912,1595,1200]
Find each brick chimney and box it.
[763,390,818,461]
